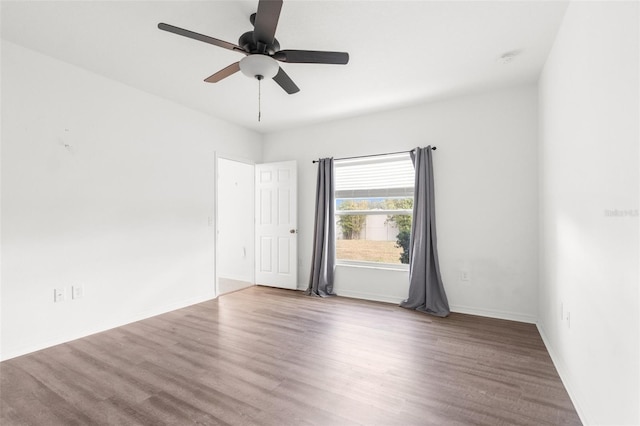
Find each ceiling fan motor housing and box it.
[239,31,280,55]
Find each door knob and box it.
[289,229,298,234]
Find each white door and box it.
[255,161,297,289]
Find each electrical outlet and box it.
[72,285,83,300]
[54,288,65,303]
[460,270,470,282]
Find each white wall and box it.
[0,41,262,360]
[263,85,539,323]
[538,2,639,425]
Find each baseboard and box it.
[536,323,590,425]
[332,289,406,305]
[0,293,216,362]
[303,289,538,324]
[449,304,537,324]
[217,277,254,295]
[217,274,253,284]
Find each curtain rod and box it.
[312,146,436,164]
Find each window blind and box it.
[335,153,415,198]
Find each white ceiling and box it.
[1,0,568,134]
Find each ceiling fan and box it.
[158,0,349,95]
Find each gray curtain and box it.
[306,158,336,297]
[400,146,450,317]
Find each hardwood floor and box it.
[1,286,581,425]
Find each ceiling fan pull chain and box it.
[258,75,262,122]
[259,76,262,122]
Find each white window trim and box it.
[335,209,412,216]
[336,258,410,271]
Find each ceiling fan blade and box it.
[204,62,241,83]
[273,67,300,94]
[273,50,349,65]
[253,0,283,45]
[158,23,246,54]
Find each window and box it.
[334,153,414,267]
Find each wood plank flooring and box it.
[1,286,581,425]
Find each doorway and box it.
[215,156,255,295]
[215,156,298,295]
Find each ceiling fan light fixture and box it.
[239,54,279,79]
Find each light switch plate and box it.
[54,288,65,303]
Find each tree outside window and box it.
[385,198,413,264]
[337,200,368,239]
